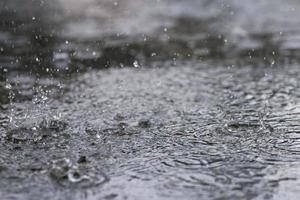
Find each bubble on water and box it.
[68,170,91,183]
[49,158,108,188]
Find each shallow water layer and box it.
[1,0,300,199]
[1,64,300,199]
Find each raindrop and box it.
[271,60,275,66]
[133,60,140,68]
[5,83,12,90]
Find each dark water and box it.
[1,0,300,199]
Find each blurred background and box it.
[1,0,300,105]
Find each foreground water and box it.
[1,0,300,199]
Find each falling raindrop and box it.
[133,60,140,68]
[5,83,12,90]
[271,60,275,66]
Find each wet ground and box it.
[1,0,300,199]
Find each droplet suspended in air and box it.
[5,83,12,90]
[133,60,140,68]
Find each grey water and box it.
[1,0,300,199]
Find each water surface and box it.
[1,0,300,199]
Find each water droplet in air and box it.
[271,60,275,66]
[133,60,140,68]
[5,83,12,89]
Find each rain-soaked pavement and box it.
[1,0,300,199]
